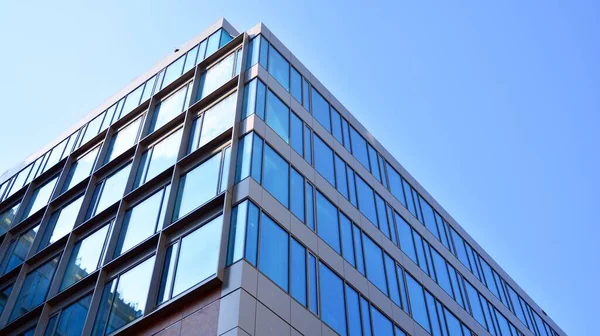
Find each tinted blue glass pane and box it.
[445,308,463,336]
[371,306,394,336]
[396,213,417,262]
[448,266,465,308]
[480,259,500,298]
[219,29,233,47]
[406,274,431,333]
[290,169,305,222]
[450,228,470,268]
[419,196,439,238]
[402,179,417,218]
[341,118,352,152]
[258,36,269,69]
[62,145,100,193]
[45,315,58,336]
[246,36,260,69]
[436,215,451,250]
[316,192,340,253]
[345,285,362,336]
[161,56,185,90]
[105,116,143,163]
[10,256,59,321]
[121,84,144,118]
[242,79,257,119]
[375,195,389,234]
[251,134,263,183]
[319,263,347,336]
[340,213,355,266]
[228,202,246,265]
[386,206,398,245]
[268,46,290,90]
[157,242,178,304]
[53,294,92,336]
[91,280,116,336]
[464,281,486,328]
[42,195,84,248]
[172,215,222,296]
[311,88,331,132]
[0,285,13,317]
[368,145,381,182]
[395,326,407,336]
[259,214,288,291]
[495,310,512,336]
[290,239,306,306]
[306,183,315,231]
[141,75,157,103]
[290,67,302,102]
[347,168,357,207]
[334,155,348,199]
[205,30,220,58]
[135,128,182,188]
[360,297,372,336]
[413,231,429,274]
[262,145,289,207]
[265,90,289,142]
[303,125,312,164]
[290,113,303,156]
[173,153,221,220]
[235,133,252,182]
[183,45,199,73]
[198,92,237,147]
[88,164,131,221]
[197,52,234,100]
[425,291,442,336]
[431,249,452,296]
[22,176,59,220]
[363,234,387,295]
[384,254,400,306]
[396,266,409,313]
[245,202,260,266]
[353,225,365,275]
[1,225,39,274]
[309,254,318,314]
[61,225,109,290]
[349,127,369,169]
[355,176,378,225]
[313,136,335,185]
[331,108,343,144]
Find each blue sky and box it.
[0,1,597,334]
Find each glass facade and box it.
[0,21,563,336]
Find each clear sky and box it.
[0,1,597,335]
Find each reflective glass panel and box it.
[105,116,143,163]
[40,194,84,248]
[319,262,347,336]
[316,192,340,253]
[258,213,288,291]
[311,88,331,132]
[10,256,60,321]
[268,46,290,90]
[62,145,100,193]
[88,163,132,219]
[135,128,182,188]
[0,225,39,274]
[265,90,289,142]
[22,176,59,219]
[313,136,335,186]
[149,84,189,134]
[61,224,110,290]
[262,145,289,207]
[197,52,235,100]
[173,153,221,221]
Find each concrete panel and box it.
[221,261,259,298]
[289,149,315,183]
[368,282,394,318]
[290,300,322,336]
[263,126,291,161]
[290,216,318,254]
[217,289,256,336]
[392,305,416,336]
[256,273,291,323]
[343,262,370,297]
[317,238,345,276]
[219,327,252,336]
[255,302,291,336]
[260,189,291,231]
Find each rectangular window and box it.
[396,266,409,313]
[450,228,470,269]
[355,175,378,225]
[384,254,400,306]
[303,124,313,165]
[141,75,157,104]
[375,195,389,235]
[21,175,59,220]
[183,44,199,73]
[406,273,431,333]
[334,155,348,200]
[331,108,343,144]
[105,115,144,164]
[120,84,145,118]
[306,182,315,231]
[360,296,373,336]
[290,238,306,306]
[42,139,68,175]
[363,233,387,295]
[268,46,290,90]
[160,56,185,90]
[262,145,289,207]
[313,136,335,186]
[290,67,302,103]
[371,306,394,336]
[431,248,452,296]
[345,285,362,336]
[265,90,289,142]
[436,214,451,250]
[10,255,60,322]
[234,132,253,183]
[149,84,190,134]
[40,194,84,249]
[242,78,266,120]
[347,167,357,207]
[396,213,416,262]
[367,145,381,183]
[290,168,305,223]
[61,223,110,291]
[227,200,259,266]
[445,307,464,336]
[196,51,236,101]
[204,30,221,59]
[0,224,39,275]
[258,213,288,291]
[349,126,369,170]
[115,185,170,256]
[310,88,331,132]
[353,224,365,275]
[316,192,340,253]
[308,253,318,314]
[448,266,465,309]
[341,118,352,153]
[290,112,303,156]
[86,163,132,219]
[246,36,260,69]
[419,196,439,238]
[0,285,13,317]
[413,231,429,275]
[0,202,21,233]
[135,128,183,188]
[44,294,92,336]
[340,213,355,267]
[62,145,100,193]
[402,179,417,218]
[302,78,310,111]
[92,256,155,335]
[80,112,105,146]
[464,280,487,329]
[189,92,237,151]
[319,262,347,336]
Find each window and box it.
[189,92,237,151]
[160,56,185,90]
[61,224,110,291]
[290,168,305,222]
[450,228,470,269]
[445,308,463,336]
[363,234,387,295]
[355,175,378,225]
[80,113,105,146]
[311,88,331,132]
[313,136,335,186]
[241,78,266,120]
[62,145,100,193]
[135,128,182,188]
[371,306,394,336]
[335,155,348,199]
[419,196,438,238]
[265,90,289,142]
[262,145,289,207]
[360,296,372,336]
[431,249,452,296]
[406,274,431,333]
[306,182,315,231]
[384,254,400,306]
[290,67,302,102]
[159,215,223,301]
[345,285,362,336]
[319,262,347,336]
[10,255,60,321]
[196,51,236,101]
[183,45,199,73]
[353,225,365,275]
[396,213,417,263]
[219,29,233,47]
[396,266,409,313]
[350,127,369,170]
[303,124,313,165]
[368,145,381,182]
[290,238,306,306]
[42,139,68,175]
[290,113,303,157]
[226,201,259,266]
[331,108,343,144]
[464,281,486,328]
[347,167,358,207]
[104,116,144,163]
[172,149,228,221]
[316,192,340,253]
[44,294,92,336]
[402,179,418,218]
[375,195,390,235]
[149,84,190,134]
[0,224,39,275]
[21,175,59,220]
[204,30,221,58]
[8,165,33,198]
[86,163,132,219]
[121,84,144,118]
[340,213,354,266]
[0,202,21,234]
[92,256,155,335]
[308,253,318,314]
[115,185,170,256]
[0,285,12,317]
[258,213,288,291]
[268,46,290,90]
[40,194,84,249]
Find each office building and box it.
[0,18,565,336]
